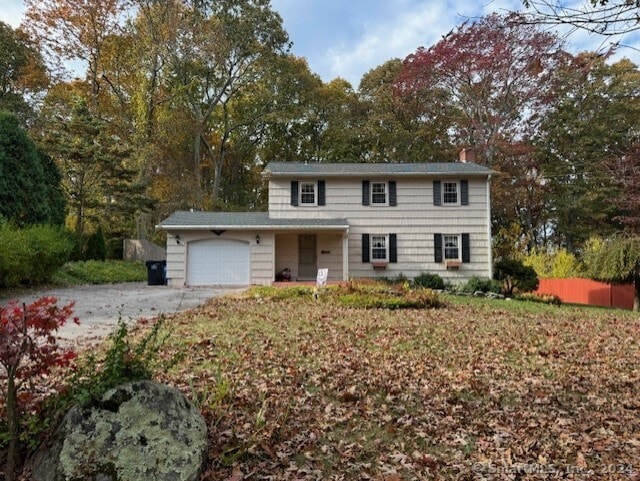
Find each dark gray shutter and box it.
[461,180,469,206]
[389,181,397,206]
[433,180,441,206]
[362,234,370,262]
[434,233,443,262]
[462,233,470,263]
[362,180,370,206]
[389,234,397,263]
[318,180,326,206]
[291,181,299,206]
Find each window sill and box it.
[445,260,462,270]
[371,262,388,269]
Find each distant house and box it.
[156,150,495,286]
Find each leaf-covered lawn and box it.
[155,290,639,480]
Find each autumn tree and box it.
[103,0,184,171]
[537,55,640,250]
[201,56,367,208]
[607,143,640,233]
[23,0,127,108]
[308,78,366,163]
[257,55,326,164]
[0,22,48,123]
[170,0,289,208]
[397,13,570,167]
[395,13,572,237]
[359,59,454,163]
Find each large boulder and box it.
[30,380,207,481]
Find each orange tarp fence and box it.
[536,278,635,310]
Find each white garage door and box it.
[186,239,250,286]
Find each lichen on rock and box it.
[31,380,207,481]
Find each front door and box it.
[298,234,317,280]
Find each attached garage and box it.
[157,211,350,287]
[186,238,250,286]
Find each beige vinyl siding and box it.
[166,234,185,287]
[275,233,298,280]
[316,233,344,281]
[275,232,344,281]
[251,234,275,283]
[165,231,274,286]
[269,177,491,283]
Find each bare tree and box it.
[522,0,640,36]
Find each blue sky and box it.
[2,0,638,87]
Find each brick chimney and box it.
[459,148,475,163]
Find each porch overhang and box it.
[156,211,349,233]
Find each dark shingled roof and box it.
[263,161,495,177]
[157,211,349,230]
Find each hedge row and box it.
[0,222,74,287]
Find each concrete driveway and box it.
[1,283,242,345]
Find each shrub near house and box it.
[493,259,539,296]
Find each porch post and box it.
[342,232,349,281]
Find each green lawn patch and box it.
[52,260,147,285]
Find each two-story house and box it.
[157,150,494,286]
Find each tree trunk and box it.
[192,130,204,209]
[211,135,227,203]
[6,372,18,481]
[75,198,84,239]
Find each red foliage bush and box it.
[1,297,78,481]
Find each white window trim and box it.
[299,181,318,206]
[442,180,460,206]
[370,234,389,262]
[370,181,388,206]
[443,234,462,261]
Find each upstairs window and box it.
[363,180,396,206]
[442,181,459,205]
[433,180,468,206]
[299,181,317,206]
[371,182,387,205]
[291,181,325,206]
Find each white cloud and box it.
[318,0,640,87]
[323,2,457,87]
[0,0,26,27]
[318,0,532,87]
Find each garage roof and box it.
[157,211,349,230]
[263,161,495,177]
